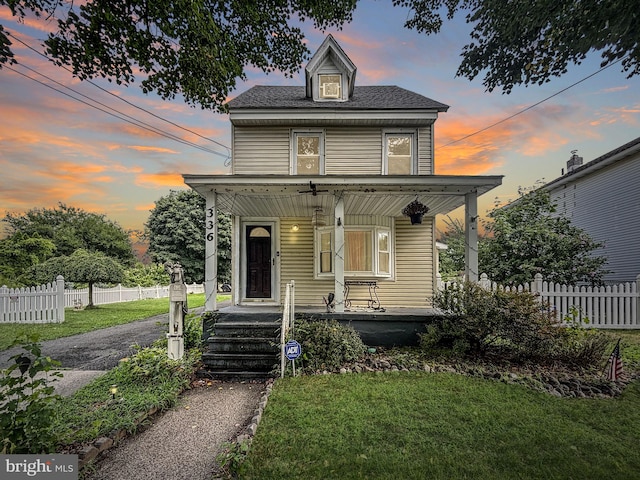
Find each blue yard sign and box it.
[285,340,302,360]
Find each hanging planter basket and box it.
[402,199,429,225]
[409,213,424,225]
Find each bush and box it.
[0,335,62,453]
[423,282,609,368]
[291,318,366,374]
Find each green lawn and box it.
[241,372,640,480]
[0,294,218,351]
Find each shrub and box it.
[291,318,366,374]
[423,282,608,368]
[0,334,62,453]
[122,345,188,381]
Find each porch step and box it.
[208,336,279,353]
[212,322,280,338]
[201,353,278,371]
[202,314,281,378]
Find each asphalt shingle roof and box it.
[227,85,449,111]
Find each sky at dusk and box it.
[1,1,639,238]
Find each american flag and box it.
[606,339,623,381]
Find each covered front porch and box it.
[184,174,503,313]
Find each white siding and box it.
[381,217,434,308]
[278,216,434,308]
[325,127,382,174]
[280,218,334,307]
[549,154,640,283]
[232,125,434,176]
[417,126,433,174]
[232,127,290,174]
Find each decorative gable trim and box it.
[305,34,357,101]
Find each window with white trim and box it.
[314,226,392,278]
[383,132,416,175]
[319,74,341,99]
[319,229,333,274]
[292,131,324,175]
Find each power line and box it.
[441,57,627,147]
[5,64,229,158]
[5,29,231,158]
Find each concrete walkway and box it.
[85,381,265,480]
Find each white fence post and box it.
[56,275,65,323]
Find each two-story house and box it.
[183,36,502,371]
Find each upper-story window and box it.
[383,132,416,175]
[319,74,342,99]
[292,131,325,175]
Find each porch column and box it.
[334,193,345,312]
[464,190,479,283]
[205,190,218,311]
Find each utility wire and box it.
[5,30,231,158]
[441,56,627,147]
[5,64,229,157]
[13,62,229,157]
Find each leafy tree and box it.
[437,216,468,281]
[146,190,231,285]
[3,1,637,106]
[122,263,170,287]
[0,233,56,287]
[480,187,609,286]
[395,0,639,92]
[3,203,135,267]
[1,0,356,111]
[31,249,124,307]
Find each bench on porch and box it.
[344,280,384,311]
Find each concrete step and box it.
[207,337,279,354]
[202,352,277,372]
[211,322,280,338]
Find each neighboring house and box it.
[184,35,502,314]
[542,137,640,284]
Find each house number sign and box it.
[206,207,216,242]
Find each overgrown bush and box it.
[291,318,366,374]
[0,334,62,453]
[122,345,188,381]
[423,282,609,368]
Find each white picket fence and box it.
[0,276,66,323]
[439,273,640,329]
[1,277,205,324]
[64,282,204,308]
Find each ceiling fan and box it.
[298,181,328,196]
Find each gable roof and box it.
[543,136,640,191]
[304,34,357,98]
[227,85,449,111]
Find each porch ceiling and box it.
[182,174,503,217]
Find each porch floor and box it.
[210,305,443,347]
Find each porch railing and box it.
[280,280,295,377]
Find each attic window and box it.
[319,74,341,99]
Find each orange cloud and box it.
[135,172,186,188]
[128,145,180,154]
